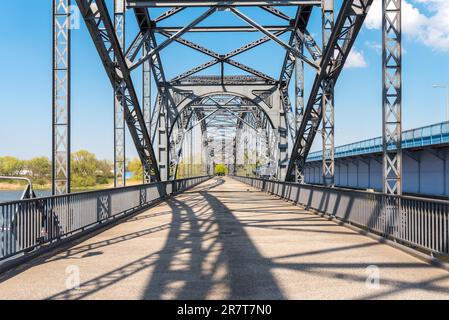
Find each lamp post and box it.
[433,84,449,122]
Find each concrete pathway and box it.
[0,177,449,300]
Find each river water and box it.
[0,190,52,203]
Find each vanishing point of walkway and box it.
[1,177,449,299]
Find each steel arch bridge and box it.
[52,0,401,195]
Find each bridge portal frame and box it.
[168,86,280,180]
[54,0,402,197]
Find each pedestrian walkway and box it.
[0,177,448,299]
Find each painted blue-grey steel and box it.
[307,121,449,162]
[235,176,449,258]
[0,176,209,262]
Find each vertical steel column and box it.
[142,35,152,182]
[113,0,126,187]
[294,31,305,183]
[190,126,193,177]
[321,0,334,46]
[244,128,248,176]
[321,0,335,186]
[233,137,236,175]
[158,98,168,181]
[222,130,225,165]
[382,0,402,195]
[52,0,71,195]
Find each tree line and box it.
[0,150,118,188]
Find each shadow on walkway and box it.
[34,177,449,300]
[142,178,285,299]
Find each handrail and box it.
[234,175,449,258]
[242,175,449,205]
[0,176,35,200]
[0,176,210,264]
[0,176,207,206]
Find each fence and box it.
[0,176,210,262]
[234,176,449,258]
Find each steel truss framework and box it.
[54,0,402,196]
[286,0,376,181]
[75,0,160,183]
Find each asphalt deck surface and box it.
[0,177,449,300]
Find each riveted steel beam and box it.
[127,0,321,7]
[129,7,217,71]
[152,25,291,33]
[52,0,71,195]
[75,0,160,181]
[114,0,126,188]
[382,0,402,195]
[230,7,319,70]
[164,31,279,84]
[321,0,335,187]
[286,0,374,181]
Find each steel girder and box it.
[75,0,160,181]
[113,0,126,187]
[171,76,275,86]
[151,26,291,33]
[164,33,277,84]
[52,0,71,195]
[130,7,217,71]
[229,7,318,70]
[127,1,322,7]
[321,0,335,187]
[382,0,402,195]
[260,6,291,20]
[294,32,305,171]
[286,0,374,181]
[278,6,312,149]
[154,7,185,22]
[133,8,179,181]
[142,38,152,182]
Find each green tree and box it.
[128,158,143,180]
[96,159,113,184]
[0,156,25,176]
[214,163,228,176]
[71,150,104,187]
[26,157,51,185]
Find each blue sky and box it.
[0,0,448,160]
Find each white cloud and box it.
[345,48,368,69]
[365,40,382,53]
[365,0,449,51]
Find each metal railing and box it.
[234,176,449,258]
[307,121,449,162]
[0,176,210,262]
[0,176,37,200]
